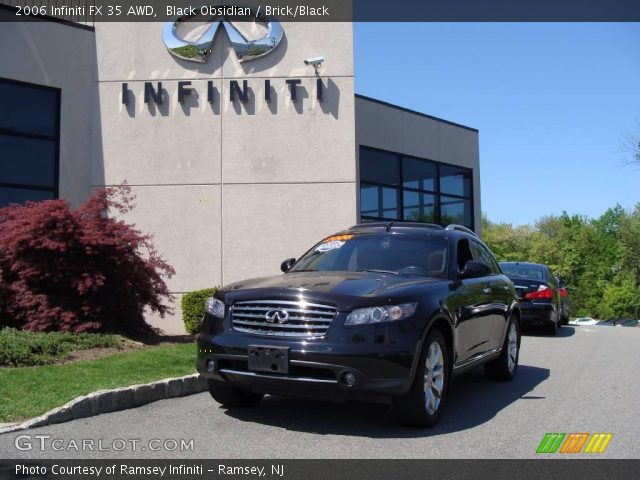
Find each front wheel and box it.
[485,316,520,381]
[208,380,264,407]
[393,329,450,428]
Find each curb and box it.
[0,374,208,435]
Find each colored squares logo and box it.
[537,433,612,454]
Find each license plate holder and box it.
[248,346,289,374]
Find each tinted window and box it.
[360,184,378,217]
[0,79,59,208]
[440,165,471,197]
[402,157,436,191]
[360,184,399,220]
[403,191,436,223]
[456,238,474,272]
[500,263,545,280]
[0,135,56,187]
[440,196,472,226]
[470,241,500,274]
[359,148,400,186]
[0,188,55,206]
[359,146,474,229]
[292,234,449,278]
[0,82,57,137]
[381,187,399,219]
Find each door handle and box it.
[482,287,492,294]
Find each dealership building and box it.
[0,8,480,332]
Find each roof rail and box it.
[445,224,477,237]
[351,222,445,230]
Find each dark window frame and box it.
[359,145,475,230]
[470,239,501,275]
[0,77,60,203]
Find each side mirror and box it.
[460,260,491,279]
[280,258,296,273]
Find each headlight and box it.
[345,303,417,326]
[204,297,225,319]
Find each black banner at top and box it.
[0,0,640,23]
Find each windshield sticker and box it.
[322,234,354,243]
[316,240,346,252]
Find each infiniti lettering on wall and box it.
[121,79,326,108]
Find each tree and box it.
[600,276,640,320]
[482,205,639,319]
[481,215,534,262]
[0,186,175,334]
[623,132,640,167]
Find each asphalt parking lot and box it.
[1,325,638,459]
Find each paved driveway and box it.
[1,326,638,459]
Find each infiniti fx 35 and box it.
[197,222,521,427]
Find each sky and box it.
[353,23,640,226]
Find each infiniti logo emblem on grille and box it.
[265,309,290,324]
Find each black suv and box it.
[197,222,521,427]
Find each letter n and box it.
[144,82,163,105]
[230,80,248,103]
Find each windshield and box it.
[500,263,544,280]
[290,233,449,278]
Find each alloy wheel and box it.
[424,341,445,415]
[507,322,518,372]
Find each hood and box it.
[222,270,445,307]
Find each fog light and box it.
[206,359,215,373]
[342,372,356,386]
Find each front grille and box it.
[231,300,336,337]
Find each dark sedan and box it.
[499,261,562,335]
[197,222,521,427]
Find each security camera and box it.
[304,57,324,76]
[304,56,325,67]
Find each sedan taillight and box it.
[559,287,568,298]
[524,285,553,300]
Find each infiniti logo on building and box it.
[162,5,284,64]
[265,309,290,324]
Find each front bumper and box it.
[196,330,417,399]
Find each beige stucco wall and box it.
[92,21,357,333]
[1,19,481,335]
[354,96,482,236]
[0,20,96,208]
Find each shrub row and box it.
[181,288,219,334]
[0,328,120,367]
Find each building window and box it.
[0,78,60,208]
[359,146,474,229]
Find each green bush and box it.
[181,287,219,334]
[0,328,120,367]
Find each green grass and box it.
[0,343,196,423]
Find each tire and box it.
[485,316,520,381]
[393,329,450,428]
[208,380,264,407]
[545,317,558,335]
